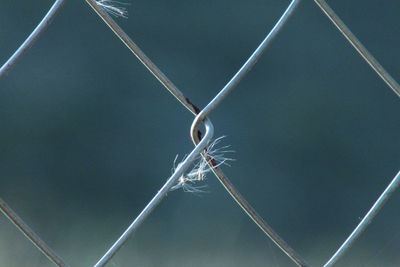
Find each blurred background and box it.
[1,0,399,266]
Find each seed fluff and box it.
[170,136,235,194]
[96,0,129,18]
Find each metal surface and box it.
[85,0,198,115]
[324,170,400,266]
[94,119,214,267]
[313,1,400,265]
[189,1,309,265]
[0,1,69,265]
[86,0,308,266]
[190,0,303,145]
[0,198,69,267]
[0,0,67,79]
[314,0,400,98]
[0,0,399,266]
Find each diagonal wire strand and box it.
[0,1,397,266]
[0,1,69,266]
[314,0,400,98]
[312,1,400,265]
[85,0,308,266]
[190,1,308,265]
[0,0,67,79]
[190,0,301,144]
[94,119,214,267]
[0,197,69,267]
[84,0,198,116]
[324,170,400,267]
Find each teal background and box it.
[1,1,400,266]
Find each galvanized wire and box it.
[0,198,69,267]
[189,1,310,266]
[84,0,198,115]
[86,0,309,266]
[94,119,214,267]
[0,0,67,79]
[0,1,69,266]
[190,0,302,144]
[312,1,400,265]
[0,0,399,266]
[85,1,308,266]
[314,0,400,98]
[324,170,400,266]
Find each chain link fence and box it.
[1,0,399,266]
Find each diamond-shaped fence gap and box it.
[84,1,308,266]
[196,2,399,266]
[184,2,338,251]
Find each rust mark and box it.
[185,97,200,115]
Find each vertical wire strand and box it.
[324,170,400,266]
[0,198,69,267]
[0,0,67,79]
[313,0,400,98]
[85,1,309,266]
[94,119,214,267]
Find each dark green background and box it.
[1,0,399,266]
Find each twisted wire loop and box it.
[190,1,309,266]
[94,119,214,267]
[190,0,301,144]
[323,170,400,266]
[86,0,309,266]
[0,0,67,79]
[1,0,397,266]
[0,198,69,267]
[314,0,400,98]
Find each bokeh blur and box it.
[1,0,400,266]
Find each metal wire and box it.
[84,0,198,116]
[190,0,303,145]
[85,1,308,266]
[0,198,69,267]
[189,1,310,266]
[324,170,400,266]
[314,0,400,98]
[312,1,400,265]
[0,0,399,266]
[0,0,67,79]
[0,1,69,265]
[94,119,214,267]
